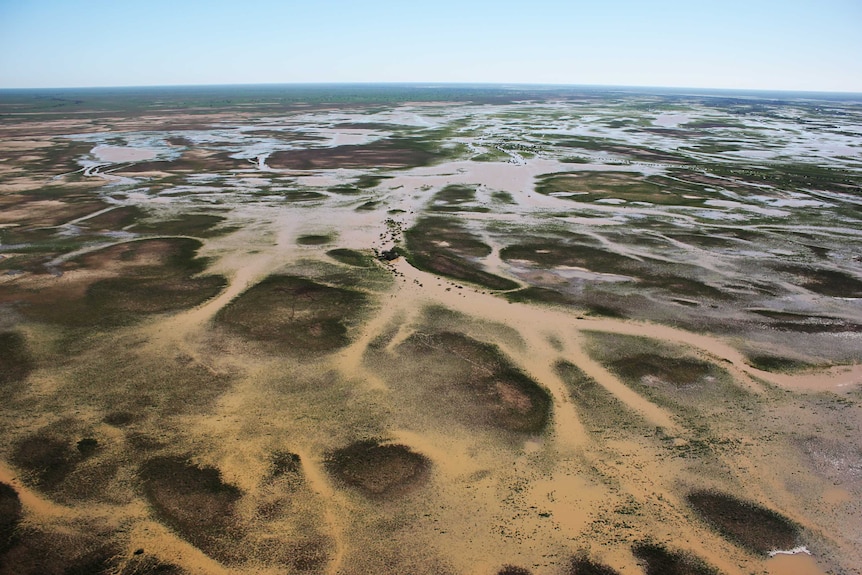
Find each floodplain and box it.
[0,85,861,575]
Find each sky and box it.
[1,0,861,92]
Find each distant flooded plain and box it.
[1,86,861,575]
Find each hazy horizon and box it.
[2,82,861,100]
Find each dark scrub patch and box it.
[568,555,622,575]
[139,456,242,564]
[325,440,430,499]
[214,274,368,355]
[0,331,34,391]
[686,490,800,554]
[632,542,720,575]
[12,434,78,492]
[609,354,712,389]
[0,482,22,555]
[395,331,552,433]
[117,553,187,575]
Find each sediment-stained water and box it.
[0,86,860,575]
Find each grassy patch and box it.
[81,205,144,230]
[500,240,634,276]
[353,174,392,188]
[267,138,443,170]
[395,331,551,433]
[214,274,368,354]
[12,431,82,492]
[326,248,375,268]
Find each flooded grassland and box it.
[1,87,861,575]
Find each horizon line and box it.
[1,81,861,98]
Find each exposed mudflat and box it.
[0,87,860,575]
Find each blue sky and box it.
[1,0,860,91]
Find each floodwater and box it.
[1,92,860,575]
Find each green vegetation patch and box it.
[429,184,490,213]
[504,287,574,306]
[140,456,242,564]
[702,162,862,196]
[326,248,375,268]
[81,242,225,325]
[686,490,800,554]
[214,274,368,354]
[405,216,519,290]
[114,150,248,174]
[395,331,551,433]
[130,213,230,238]
[297,234,334,246]
[324,440,430,499]
[582,332,749,420]
[535,171,706,206]
[745,354,815,373]
[353,174,392,188]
